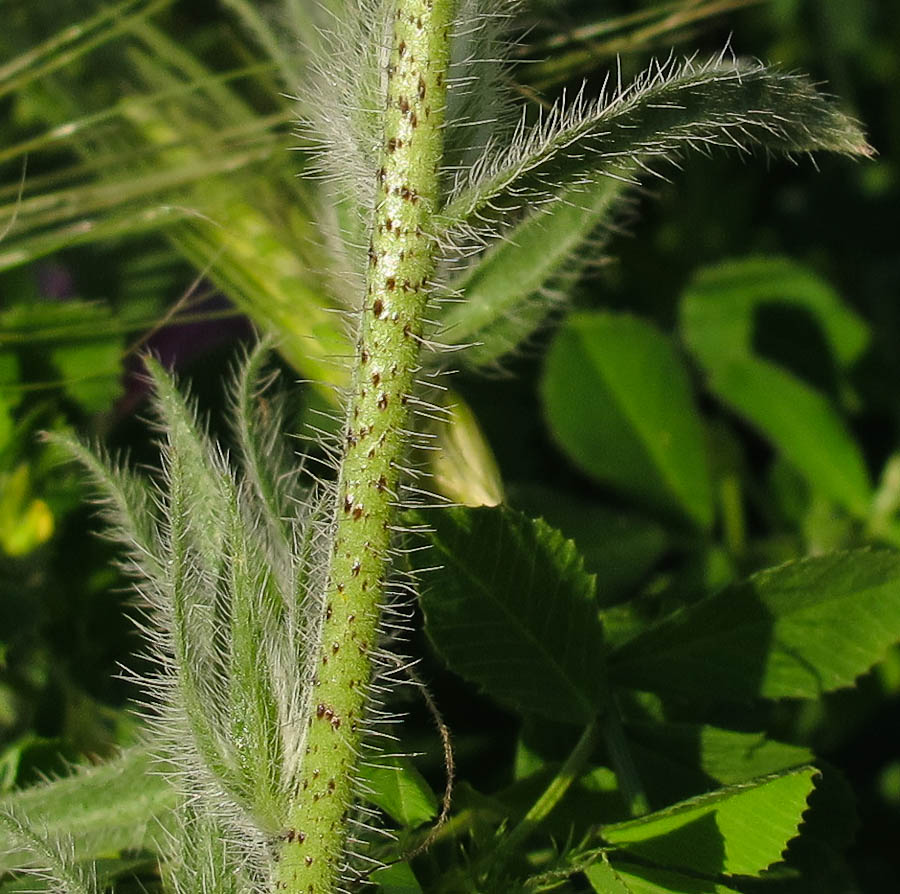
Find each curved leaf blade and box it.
[542,312,713,528]
[417,506,606,724]
[602,767,817,877]
[609,550,900,701]
[586,856,740,893]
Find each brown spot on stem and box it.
[371,371,381,386]
[377,393,389,410]
[418,76,427,100]
[397,40,406,56]
[386,276,396,291]
[373,297,384,317]
[352,505,363,520]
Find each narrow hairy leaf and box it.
[0,810,96,894]
[602,766,817,877]
[440,176,629,367]
[418,506,606,724]
[542,312,713,528]
[680,257,872,516]
[222,492,286,829]
[164,802,252,894]
[609,550,900,701]
[43,431,160,577]
[438,56,872,232]
[231,340,296,552]
[0,747,173,875]
[146,359,240,795]
[146,355,230,576]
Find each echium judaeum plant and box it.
[7,1,872,894]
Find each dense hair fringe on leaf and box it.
[52,351,336,875]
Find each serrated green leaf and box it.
[0,747,175,875]
[441,177,628,367]
[623,721,813,813]
[417,506,606,724]
[586,857,740,893]
[609,550,900,701]
[602,767,817,877]
[541,312,713,528]
[584,857,632,893]
[680,257,871,516]
[511,485,668,605]
[358,756,438,829]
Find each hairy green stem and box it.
[275,2,455,892]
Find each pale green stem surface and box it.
[275,2,455,892]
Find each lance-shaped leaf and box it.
[601,767,817,878]
[440,175,630,367]
[43,431,161,580]
[0,809,97,894]
[0,747,174,875]
[437,56,872,233]
[609,549,900,701]
[416,506,606,725]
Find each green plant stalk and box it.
[490,719,601,880]
[274,2,455,892]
